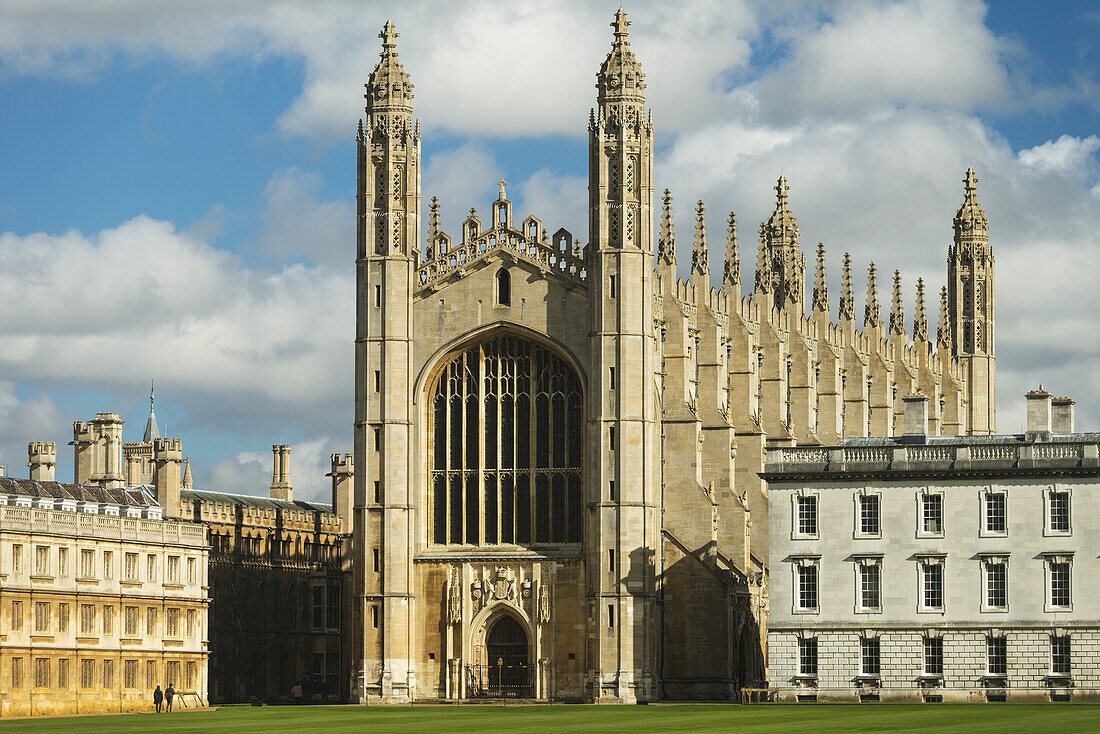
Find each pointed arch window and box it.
[496,269,511,306]
[429,334,583,546]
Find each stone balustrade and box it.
[0,504,206,547]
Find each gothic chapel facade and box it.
[348,11,995,703]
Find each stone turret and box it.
[328,453,355,532]
[270,444,293,501]
[27,441,58,482]
[757,176,805,318]
[71,413,125,488]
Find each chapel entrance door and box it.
[484,615,531,697]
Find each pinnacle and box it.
[613,7,631,38]
[380,20,399,50]
[914,277,928,342]
[889,269,904,336]
[865,262,880,328]
[838,252,854,321]
[658,189,676,267]
[692,200,709,278]
[723,211,740,289]
[812,243,828,314]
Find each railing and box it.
[465,663,533,699]
[770,438,1099,473]
[0,505,205,547]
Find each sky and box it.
[0,0,1097,502]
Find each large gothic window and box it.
[430,334,583,546]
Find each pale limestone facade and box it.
[351,11,997,704]
[766,392,1099,702]
[0,475,209,716]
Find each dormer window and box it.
[496,269,511,306]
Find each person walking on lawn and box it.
[153,685,163,713]
[165,683,175,712]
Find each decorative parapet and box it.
[0,504,206,547]
[765,437,1100,476]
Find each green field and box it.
[3,703,1099,734]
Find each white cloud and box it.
[1018,134,1100,176]
[255,167,353,266]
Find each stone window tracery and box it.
[430,334,583,546]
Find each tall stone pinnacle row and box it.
[658,189,676,267]
[865,262,880,328]
[691,200,709,278]
[838,252,854,321]
[723,211,740,291]
[812,242,828,314]
[889,269,904,336]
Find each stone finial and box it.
[658,189,676,267]
[838,252,854,321]
[497,179,508,201]
[913,278,928,342]
[597,8,645,105]
[426,196,441,260]
[753,223,771,295]
[723,211,740,291]
[889,269,904,335]
[864,262,880,328]
[691,200,709,278]
[811,242,828,314]
[937,285,951,350]
[364,20,414,113]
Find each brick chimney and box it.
[153,438,183,519]
[902,394,930,441]
[1052,397,1075,434]
[1025,388,1052,442]
[27,442,58,482]
[270,444,293,501]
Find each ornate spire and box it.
[759,175,804,312]
[914,277,928,342]
[691,200,709,278]
[889,270,905,335]
[364,20,414,115]
[658,189,676,267]
[597,8,646,107]
[811,242,828,314]
[953,167,988,250]
[754,223,771,296]
[864,262,881,328]
[937,285,951,349]
[838,252,854,321]
[723,211,740,291]
[143,380,160,443]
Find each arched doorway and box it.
[485,615,530,697]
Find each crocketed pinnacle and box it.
[762,176,799,251]
[937,285,951,350]
[143,379,160,442]
[723,211,740,290]
[865,262,881,328]
[754,223,771,295]
[597,8,645,106]
[365,20,414,113]
[914,278,928,342]
[658,189,676,267]
[838,252,854,321]
[426,196,441,259]
[889,269,905,336]
[182,458,193,490]
[811,242,828,314]
[691,200,709,278]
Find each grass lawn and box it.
[3,703,1098,733]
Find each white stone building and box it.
[765,390,1100,702]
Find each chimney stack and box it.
[1052,397,1075,434]
[1026,388,1052,442]
[270,444,293,501]
[27,442,58,482]
[902,393,930,441]
[153,437,183,519]
[328,453,355,532]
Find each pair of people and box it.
[152,684,175,712]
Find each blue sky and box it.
[1,0,1098,500]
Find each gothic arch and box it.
[465,601,533,668]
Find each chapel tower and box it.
[353,20,420,702]
[586,8,659,702]
[948,168,995,434]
